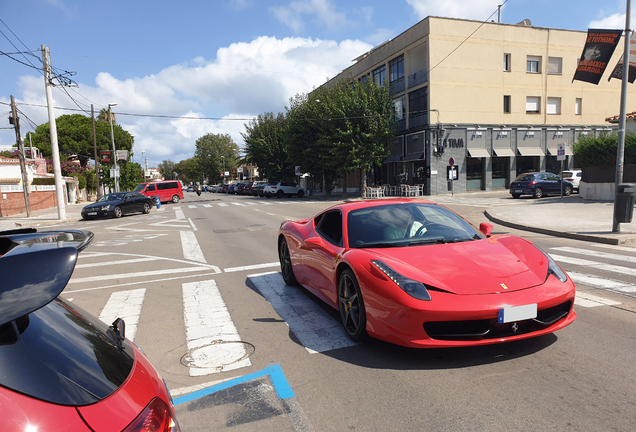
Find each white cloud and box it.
[1,36,372,165]
[270,0,348,33]
[589,12,631,29]
[228,0,250,10]
[406,0,502,21]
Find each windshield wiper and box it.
[357,241,407,248]
[407,238,476,246]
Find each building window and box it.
[548,57,563,74]
[504,53,511,72]
[373,65,386,86]
[547,97,561,115]
[526,96,541,114]
[359,74,369,85]
[503,95,511,113]
[394,97,406,120]
[527,56,541,73]
[409,87,427,118]
[389,55,404,83]
[575,98,582,115]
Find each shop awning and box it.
[547,144,574,156]
[467,148,490,158]
[384,155,402,163]
[402,153,424,162]
[517,147,545,156]
[492,148,516,157]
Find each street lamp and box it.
[108,103,119,192]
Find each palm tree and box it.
[97,108,116,124]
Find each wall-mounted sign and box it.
[100,150,112,163]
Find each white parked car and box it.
[264,181,304,198]
[562,169,582,192]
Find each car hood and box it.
[83,200,119,209]
[369,235,548,294]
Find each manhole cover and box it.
[180,340,255,371]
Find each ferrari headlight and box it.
[535,246,568,283]
[101,205,111,211]
[371,260,431,301]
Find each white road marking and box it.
[188,205,197,209]
[568,271,636,293]
[551,247,636,264]
[591,243,636,253]
[203,204,212,208]
[170,377,237,397]
[69,267,216,284]
[180,231,206,263]
[175,208,186,220]
[575,292,622,308]
[218,203,228,207]
[76,257,156,268]
[182,280,251,376]
[150,218,191,228]
[224,262,280,273]
[64,272,220,293]
[267,213,275,216]
[248,272,357,354]
[550,254,636,278]
[99,288,146,341]
[231,202,245,206]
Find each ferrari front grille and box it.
[423,300,572,341]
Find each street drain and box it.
[180,340,255,371]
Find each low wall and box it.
[0,190,58,217]
[579,181,636,201]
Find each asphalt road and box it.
[59,191,636,432]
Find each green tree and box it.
[174,157,201,185]
[194,133,240,184]
[29,113,133,166]
[158,160,176,181]
[242,112,289,181]
[100,156,143,192]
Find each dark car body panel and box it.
[81,192,153,219]
[509,172,574,197]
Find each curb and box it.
[484,209,635,245]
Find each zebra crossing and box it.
[71,239,634,380]
[176,200,321,210]
[426,195,524,207]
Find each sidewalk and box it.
[0,202,85,231]
[485,195,636,245]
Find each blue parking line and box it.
[173,363,294,406]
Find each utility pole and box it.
[108,103,119,193]
[10,95,31,217]
[91,104,101,199]
[41,44,66,219]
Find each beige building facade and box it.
[324,16,629,194]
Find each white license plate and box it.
[498,304,537,323]
[514,189,523,193]
[88,212,97,216]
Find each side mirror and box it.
[304,236,325,249]
[479,223,493,236]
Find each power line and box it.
[0,19,44,76]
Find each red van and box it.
[134,180,184,203]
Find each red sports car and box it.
[0,228,180,432]
[277,198,576,348]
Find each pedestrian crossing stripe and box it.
[575,292,621,308]
[99,288,146,341]
[550,254,636,278]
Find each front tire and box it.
[533,187,544,199]
[113,206,122,218]
[297,190,304,198]
[172,195,180,203]
[279,237,297,285]
[143,202,151,214]
[564,185,572,196]
[338,269,367,342]
[276,190,284,198]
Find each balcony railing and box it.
[394,118,406,132]
[390,77,405,94]
[408,114,428,129]
[408,69,428,88]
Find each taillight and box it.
[123,398,180,432]
[528,181,537,186]
[565,178,573,181]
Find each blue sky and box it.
[0,0,633,166]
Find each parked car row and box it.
[206,180,296,197]
[509,172,574,199]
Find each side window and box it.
[157,183,167,191]
[316,210,343,247]
[147,184,156,191]
[166,182,177,189]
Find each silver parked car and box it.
[562,169,582,192]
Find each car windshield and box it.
[96,193,126,203]
[347,203,484,248]
[514,174,536,182]
[133,184,145,192]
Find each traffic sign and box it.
[557,143,566,161]
[449,157,455,166]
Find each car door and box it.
[547,173,561,194]
[121,193,136,214]
[301,210,343,308]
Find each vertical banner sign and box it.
[609,31,636,83]
[573,29,623,84]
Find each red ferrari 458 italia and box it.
[0,228,180,432]
[277,198,576,348]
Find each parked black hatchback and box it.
[510,172,573,198]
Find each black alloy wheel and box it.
[564,185,572,196]
[113,206,123,218]
[276,189,284,198]
[533,187,544,199]
[338,269,367,341]
[279,237,297,285]
[143,202,151,214]
[172,195,180,203]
